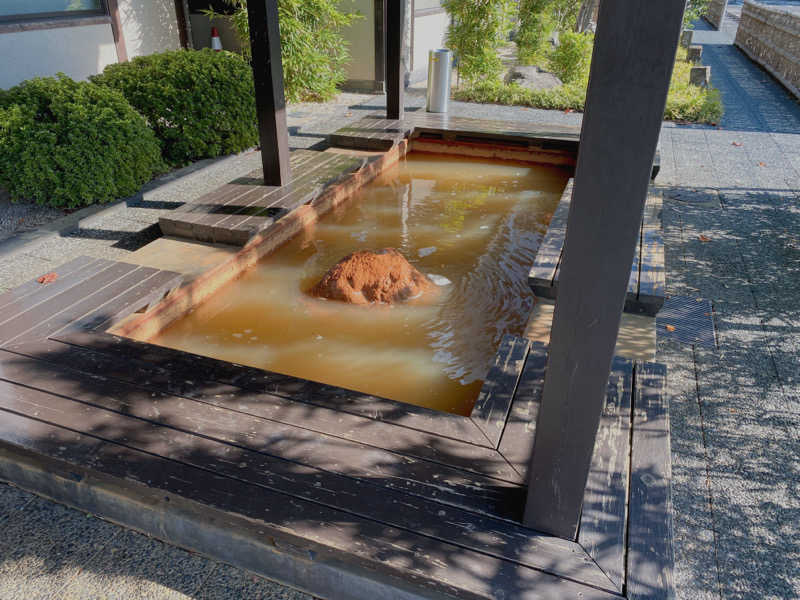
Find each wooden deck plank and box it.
[0,352,616,591]
[0,256,99,312]
[627,361,674,600]
[67,328,497,450]
[470,335,531,448]
[2,342,523,515]
[0,406,619,600]
[497,344,547,479]
[0,258,111,326]
[528,180,573,299]
[53,270,184,338]
[0,261,139,345]
[1,266,162,347]
[637,227,666,315]
[577,356,634,593]
[531,185,663,314]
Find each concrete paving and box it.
[1,19,800,597]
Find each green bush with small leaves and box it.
[92,49,258,166]
[443,0,515,85]
[548,31,593,83]
[516,0,554,66]
[454,47,723,124]
[204,0,360,103]
[0,75,164,208]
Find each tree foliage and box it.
[442,0,515,85]
[204,0,360,103]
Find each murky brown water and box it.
[151,153,568,415]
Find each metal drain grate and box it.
[656,295,716,348]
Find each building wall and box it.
[411,9,449,82]
[735,0,800,100]
[0,0,183,90]
[341,0,376,87]
[705,0,728,30]
[118,0,181,58]
[0,21,118,89]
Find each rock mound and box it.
[504,65,562,91]
[309,248,436,305]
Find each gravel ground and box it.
[1,17,799,597]
[0,195,65,244]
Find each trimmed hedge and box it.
[0,75,164,208]
[92,49,258,166]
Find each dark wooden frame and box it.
[386,0,405,120]
[106,0,128,63]
[246,0,291,186]
[523,0,685,538]
[0,1,106,23]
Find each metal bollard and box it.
[426,49,452,113]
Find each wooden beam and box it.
[106,0,128,62]
[523,0,685,539]
[246,0,291,186]
[386,0,405,120]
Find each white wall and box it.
[0,23,117,89]
[341,0,375,83]
[118,0,181,58]
[412,10,449,80]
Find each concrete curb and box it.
[0,148,258,263]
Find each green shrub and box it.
[0,75,164,208]
[92,49,258,166]
[442,0,515,85]
[547,31,593,83]
[454,49,723,124]
[204,0,360,103]
[516,0,554,66]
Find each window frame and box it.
[0,1,108,24]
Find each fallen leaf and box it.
[704,312,712,316]
[564,108,574,114]
[696,298,704,302]
[732,141,742,147]
[665,324,676,332]
[758,161,767,167]
[344,111,353,117]
[698,234,711,242]
[37,272,58,284]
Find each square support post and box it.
[386,0,405,120]
[246,0,291,187]
[523,0,685,540]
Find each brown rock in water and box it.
[309,248,436,305]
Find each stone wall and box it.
[735,1,800,100]
[705,0,728,29]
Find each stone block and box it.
[680,29,693,48]
[690,66,711,87]
[688,44,703,63]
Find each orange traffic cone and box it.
[211,27,222,51]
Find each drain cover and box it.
[656,296,716,348]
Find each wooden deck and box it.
[159,149,379,245]
[328,113,661,179]
[0,256,673,599]
[529,181,666,315]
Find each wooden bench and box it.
[529,181,666,316]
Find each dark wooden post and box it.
[246,0,291,186]
[523,0,685,540]
[386,0,405,120]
